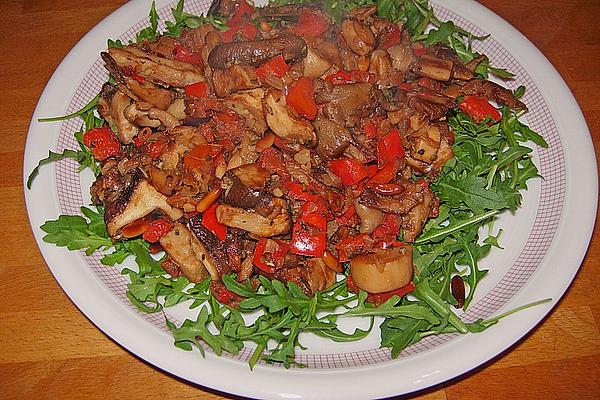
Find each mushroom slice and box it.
[223,89,268,134]
[111,90,139,144]
[350,246,413,294]
[107,46,204,87]
[216,198,291,237]
[159,223,218,282]
[264,91,316,146]
[105,179,183,237]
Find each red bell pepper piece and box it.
[256,55,290,82]
[346,276,415,306]
[184,143,222,171]
[201,203,227,241]
[286,77,317,120]
[222,1,256,42]
[459,95,501,124]
[336,233,369,262]
[336,205,356,227]
[83,127,121,161]
[147,140,167,159]
[253,238,290,273]
[291,200,328,257]
[363,120,378,138]
[211,281,240,305]
[142,219,173,243]
[377,129,405,168]
[367,281,416,306]
[284,181,320,203]
[325,69,373,85]
[291,9,329,37]
[413,46,426,57]
[371,214,401,240]
[184,82,208,98]
[291,225,327,257]
[329,158,370,186]
[257,147,290,181]
[369,160,400,184]
[379,26,401,50]
[173,44,202,65]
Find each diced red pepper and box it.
[367,281,416,306]
[147,140,167,159]
[83,127,121,161]
[222,1,256,42]
[291,199,328,257]
[286,77,317,120]
[201,203,227,241]
[291,9,329,37]
[377,129,405,168]
[142,219,173,243]
[379,26,401,50]
[363,120,378,138]
[329,158,370,186]
[346,276,415,306]
[123,66,145,84]
[325,69,373,85]
[371,214,401,240]
[257,147,290,181]
[459,95,501,124]
[369,160,400,184]
[227,0,254,27]
[173,44,202,65]
[336,205,356,227]
[184,81,209,98]
[291,224,327,257]
[413,46,426,57]
[336,233,369,262]
[253,238,290,273]
[284,181,320,203]
[184,144,222,171]
[211,281,240,305]
[256,55,290,82]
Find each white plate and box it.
[23,0,597,398]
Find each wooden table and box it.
[1,1,598,399]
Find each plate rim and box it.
[22,0,598,398]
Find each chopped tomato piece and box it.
[363,120,378,138]
[286,77,317,120]
[83,127,121,161]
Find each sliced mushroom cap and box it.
[160,223,218,282]
[264,91,316,146]
[223,89,268,134]
[107,47,204,87]
[105,179,183,238]
[111,90,139,144]
[350,246,413,294]
[216,199,291,237]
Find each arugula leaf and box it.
[27,150,80,189]
[136,2,160,43]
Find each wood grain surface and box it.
[1,1,598,399]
